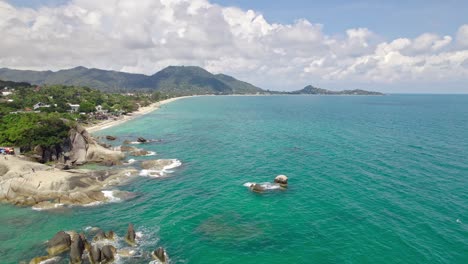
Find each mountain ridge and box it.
[0,66,263,95]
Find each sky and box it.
[1,0,468,93]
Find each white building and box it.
[68,103,80,112]
[33,102,51,110]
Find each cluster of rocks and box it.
[28,224,168,264]
[32,124,124,166]
[249,175,289,193]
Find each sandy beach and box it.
[86,96,192,133]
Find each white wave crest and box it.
[243,182,282,190]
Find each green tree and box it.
[79,101,95,113]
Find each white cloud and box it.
[0,0,467,92]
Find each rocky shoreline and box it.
[0,128,182,209]
[27,223,168,264]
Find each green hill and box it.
[0,66,262,95]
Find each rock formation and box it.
[69,234,85,264]
[274,175,288,187]
[152,247,167,263]
[140,159,174,170]
[47,231,71,256]
[106,135,117,141]
[0,156,137,208]
[88,244,101,264]
[137,137,148,143]
[100,245,116,263]
[125,223,136,246]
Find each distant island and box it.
[0,66,383,96]
[276,85,384,96]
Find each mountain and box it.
[0,66,263,95]
[289,85,384,95]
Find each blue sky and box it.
[2,0,468,93]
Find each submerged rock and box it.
[140,159,174,170]
[29,255,53,264]
[47,231,71,256]
[249,183,266,193]
[274,175,288,187]
[137,137,148,143]
[106,135,117,141]
[125,223,136,246]
[152,247,167,263]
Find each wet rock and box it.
[92,230,107,242]
[140,159,173,170]
[47,231,71,256]
[123,140,131,145]
[125,223,136,246]
[120,145,138,152]
[152,247,167,263]
[29,255,52,264]
[249,183,265,193]
[106,135,117,141]
[106,230,116,240]
[88,244,101,264]
[69,234,85,264]
[274,175,288,186]
[129,149,150,157]
[137,137,147,143]
[100,245,116,263]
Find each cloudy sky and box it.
[1,0,468,93]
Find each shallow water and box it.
[1,95,468,263]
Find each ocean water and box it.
[1,95,468,263]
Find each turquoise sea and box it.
[1,95,468,263]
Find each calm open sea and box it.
[1,95,467,263]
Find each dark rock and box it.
[100,245,116,263]
[106,230,115,240]
[137,137,147,143]
[69,234,85,264]
[120,145,138,152]
[106,135,117,141]
[92,230,107,242]
[152,247,167,263]
[88,244,101,264]
[125,223,136,246]
[249,183,265,193]
[47,231,71,256]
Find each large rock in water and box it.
[125,223,136,246]
[274,175,288,186]
[88,244,101,264]
[100,245,116,263]
[69,234,85,264]
[47,231,71,256]
[152,247,167,263]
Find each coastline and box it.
[86,96,192,133]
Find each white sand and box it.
[86,96,192,133]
